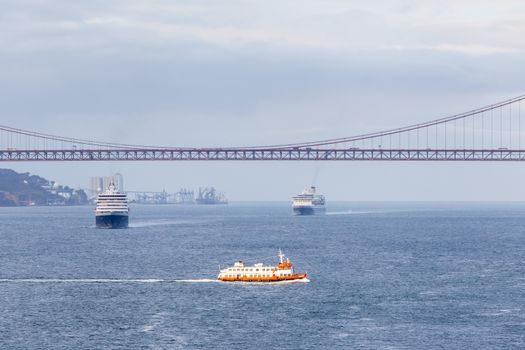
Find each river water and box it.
[0,202,524,349]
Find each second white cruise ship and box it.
[292,186,326,215]
[95,182,129,229]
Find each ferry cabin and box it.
[219,262,295,279]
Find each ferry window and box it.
[255,269,259,271]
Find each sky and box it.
[2,0,525,201]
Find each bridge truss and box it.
[2,148,525,162]
[1,95,524,162]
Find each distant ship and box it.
[217,249,307,283]
[95,182,129,229]
[195,187,228,205]
[292,186,326,215]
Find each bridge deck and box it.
[1,148,525,161]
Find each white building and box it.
[90,173,124,195]
[113,173,124,192]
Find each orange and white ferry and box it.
[217,249,307,282]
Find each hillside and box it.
[0,169,88,206]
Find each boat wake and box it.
[326,210,373,215]
[0,278,165,283]
[0,278,310,285]
[174,279,219,283]
[270,278,310,284]
[129,220,196,228]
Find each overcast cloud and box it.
[2,1,525,200]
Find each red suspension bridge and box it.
[1,95,524,162]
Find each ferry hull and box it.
[293,206,326,216]
[96,214,129,229]
[218,273,307,283]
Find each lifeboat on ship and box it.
[217,249,307,283]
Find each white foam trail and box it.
[0,278,165,283]
[326,210,373,215]
[174,279,219,283]
[275,278,310,284]
[129,220,195,228]
[0,277,310,285]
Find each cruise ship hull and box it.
[293,206,326,215]
[96,214,129,229]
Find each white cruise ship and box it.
[292,186,326,215]
[95,182,129,229]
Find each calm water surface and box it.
[0,202,524,349]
